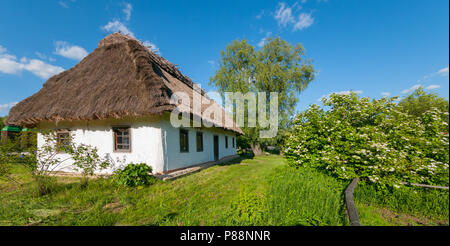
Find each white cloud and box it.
[0,54,23,74]
[274,2,314,31]
[35,52,56,62]
[54,41,88,60]
[142,41,160,55]
[337,90,363,95]
[58,1,69,8]
[274,3,295,27]
[418,66,449,83]
[293,13,314,31]
[257,37,268,48]
[208,60,216,69]
[257,32,272,48]
[0,47,64,79]
[59,0,75,8]
[256,10,265,19]
[318,90,363,101]
[102,4,162,55]
[22,58,65,79]
[0,102,18,114]
[425,85,440,90]
[123,3,132,21]
[0,45,6,54]
[102,20,135,37]
[381,92,391,97]
[437,66,449,76]
[401,84,421,94]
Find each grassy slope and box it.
[0,155,448,226]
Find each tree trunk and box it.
[251,143,263,156]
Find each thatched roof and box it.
[6,33,242,134]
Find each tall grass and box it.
[354,182,449,221]
[265,166,348,226]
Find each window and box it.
[225,136,228,148]
[56,131,70,152]
[232,137,235,148]
[196,132,203,152]
[113,127,131,152]
[180,129,189,152]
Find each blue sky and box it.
[0,0,448,116]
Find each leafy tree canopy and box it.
[210,37,315,153]
[398,87,449,122]
[0,116,6,129]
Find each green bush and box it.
[283,92,449,188]
[114,163,156,187]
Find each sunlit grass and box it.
[354,182,449,225]
[1,155,448,226]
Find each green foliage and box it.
[0,116,6,129]
[36,131,109,186]
[354,181,449,220]
[1,131,110,194]
[0,134,31,183]
[283,92,449,188]
[398,87,449,122]
[114,163,156,187]
[68,143,110,184]
[210,37,315,149]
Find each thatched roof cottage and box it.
[6,33,242,174]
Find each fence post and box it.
[345,177,361,226]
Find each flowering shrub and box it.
[283,93,449,187]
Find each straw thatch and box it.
[6,33,242,134]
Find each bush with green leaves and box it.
[68,143,110,186]
[114,163,156,187]
[283,92,449,188]
[1,130,110,194]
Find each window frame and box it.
[113,126,132,153]
[232,137,235,148]
[179,128,189,153]
[196,131,204,152]
[56,130,71,153]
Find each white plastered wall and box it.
[37,115,165,174]
[36,115,238,174]
[160,117,237,172]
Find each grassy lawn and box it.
[0,155,448,226]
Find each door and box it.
[213,135,219,161]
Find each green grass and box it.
[0,155,348,226]
[0,155,448,226]
[354,182,449,226]
[265,166,348,225]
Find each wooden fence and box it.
[345,177,361,226]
